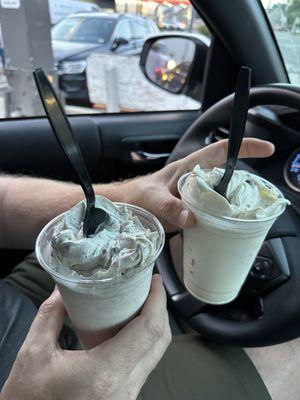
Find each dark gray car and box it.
[52,12,159,105]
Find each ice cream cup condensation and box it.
[36,204,165,349]
[178,173,287,305]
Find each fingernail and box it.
[179,209,189,228]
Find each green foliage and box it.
[269,2,287,12]
[269,0,300,26]
[286,0,300,26]
[267,0,300,27]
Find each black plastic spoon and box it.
[214,66,251,198]
[33,68,110,237]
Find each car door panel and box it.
[0,110,199,182]
[0,117,102,182]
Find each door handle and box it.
[130,150,170,162]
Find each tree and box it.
[268,3,288,29]
[286,0,300,26]
[269,2,287,13]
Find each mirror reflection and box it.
[145,37,196,93]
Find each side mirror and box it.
[140,34,209,97]
[111,37,129,51]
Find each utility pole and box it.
[0,0,54,117]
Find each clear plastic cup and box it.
[178,173,287,305]
[36,203,165,349]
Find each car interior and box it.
[1,0,300,399]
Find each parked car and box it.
[52,12,159,105]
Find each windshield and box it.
[52,16,116,44]
[262,0,300,85]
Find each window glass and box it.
[0,0,210,119]
[114,21,132,41]
[147,20,158,34]
[52,17,115,44]
[131,20,147,39]
[262,0,300,85]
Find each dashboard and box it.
[246,107,300,205]
[284,148,300,193]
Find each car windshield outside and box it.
[51,16,116,44]
[262,0,300,85]
[0,1,210,119]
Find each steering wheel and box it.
[156,84,300,347]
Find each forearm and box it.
[0,175,128,249]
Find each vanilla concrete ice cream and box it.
[36,196,164,349]
[182,165,288,220]
[178,166,289,304]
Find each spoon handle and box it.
[33,68,95,209]
[215,66,251,197]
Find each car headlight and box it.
[61,60,87,74]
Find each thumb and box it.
[24,287,66,347]
[156,191,194,229]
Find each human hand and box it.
[126,138,274,231]
[1,275,171,400]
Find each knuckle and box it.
[144,318,164,343]
[95,373,120,400]
[101,377,115,394]
[18,343,38,360]
[220,139,229,157]
[38,298,56,315]
[158,198,173,215]
[179,159,191,175]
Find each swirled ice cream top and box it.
[181,165,289,220]
[51,196,159,279]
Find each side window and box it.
[262,0,300,85]
[114,21,132,42]
[131,20,147,40]
[0,2,210,119]
[147,20,159,34]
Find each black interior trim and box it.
[0,111,199,182]
[201,35,238,111]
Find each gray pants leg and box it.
[138,335,271,400]
[5,252,271,400]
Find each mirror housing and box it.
[140,33,210,100]
[111,37,129,51]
